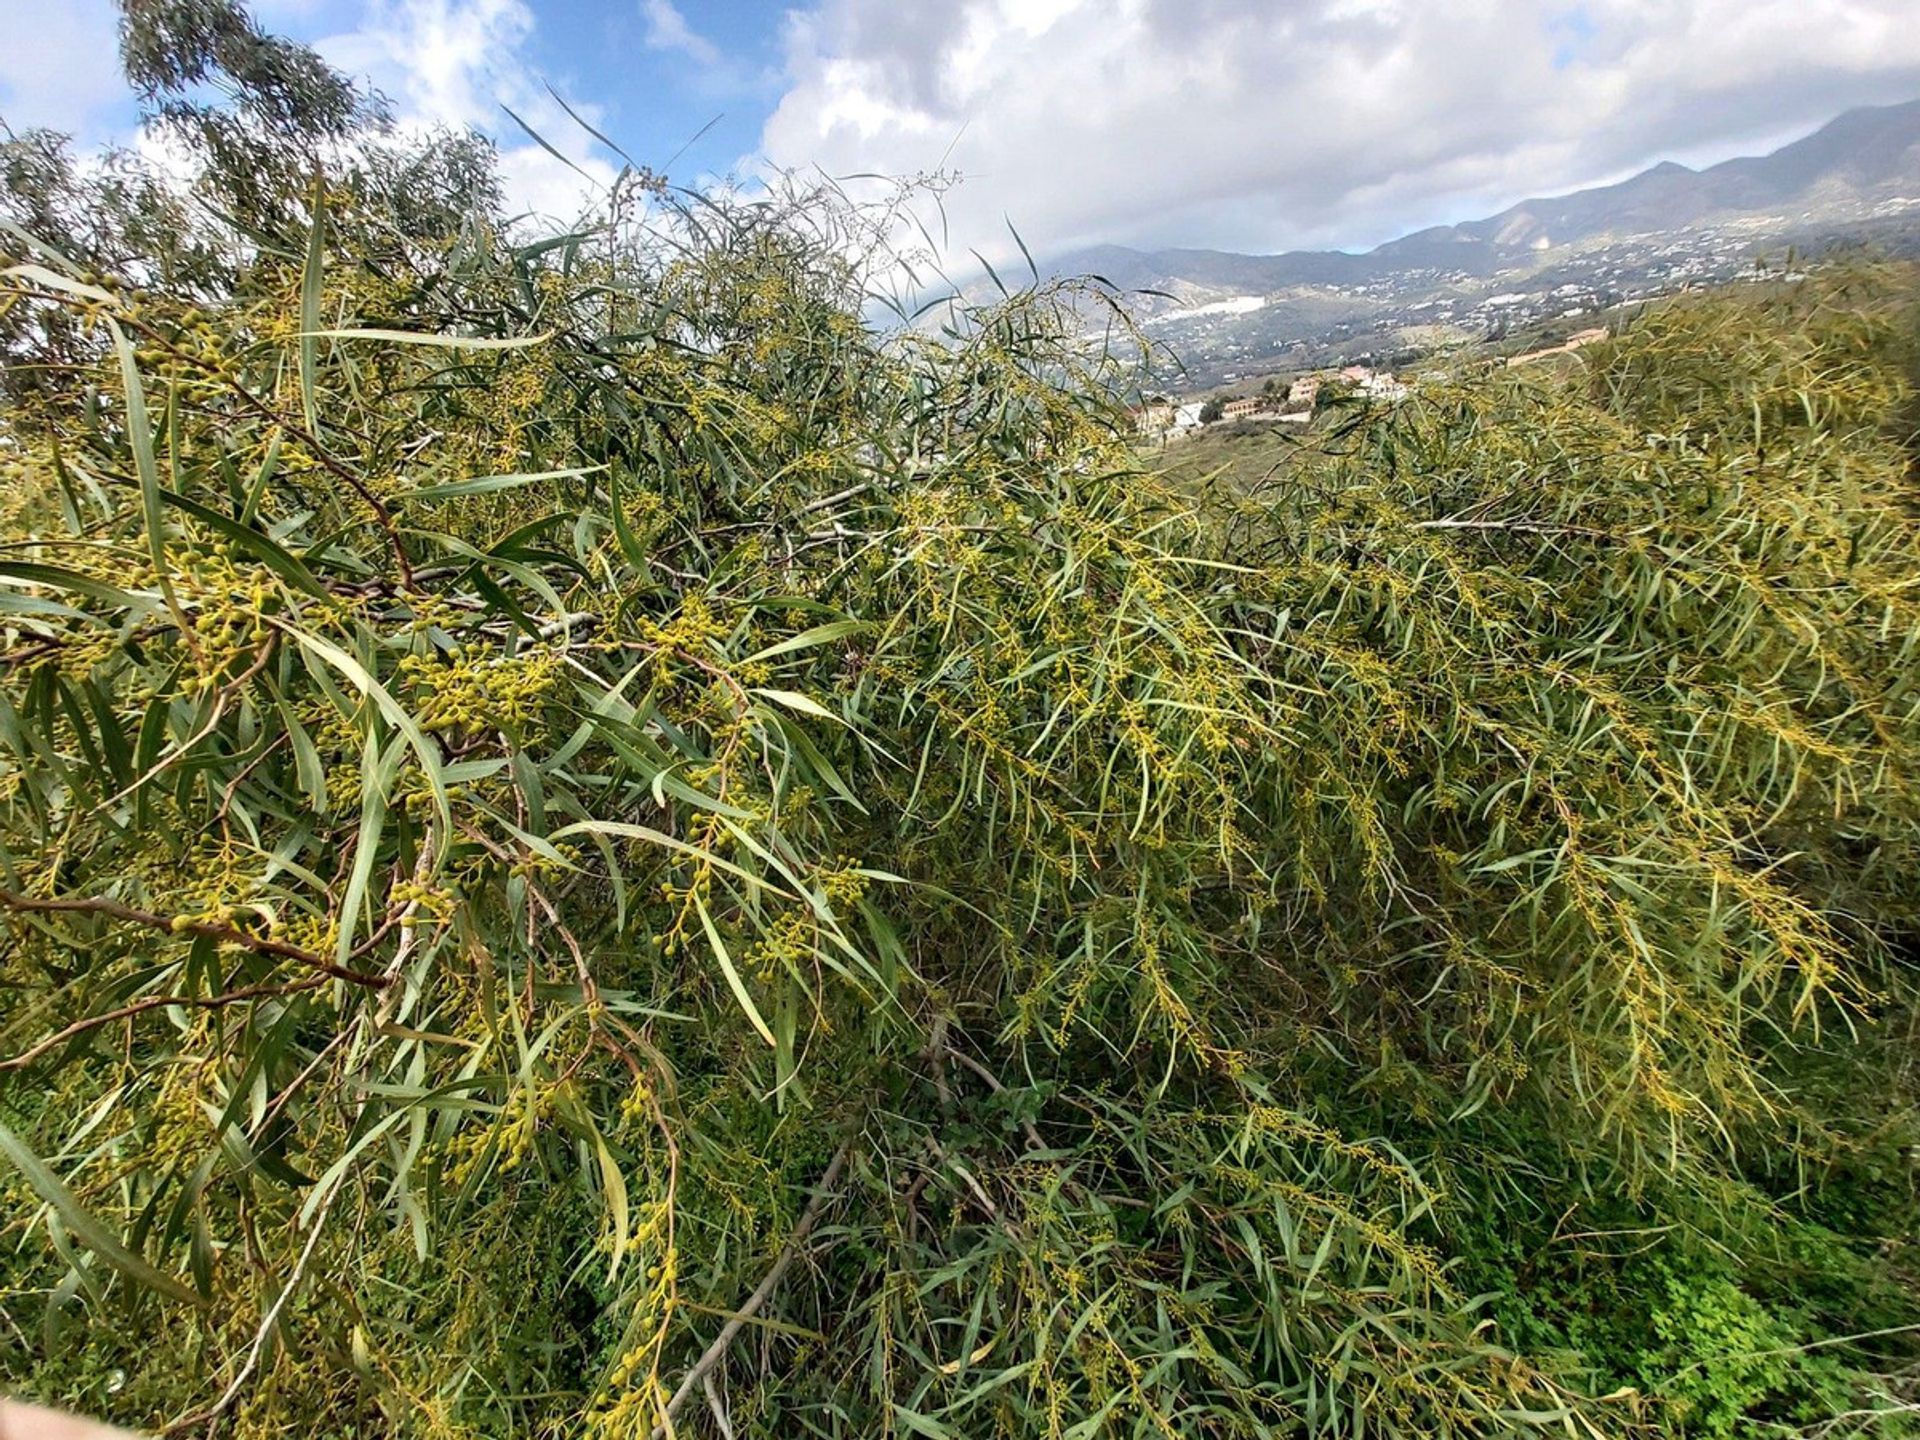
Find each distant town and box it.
[1132,217,1871,392]
[1015,97,1920,397]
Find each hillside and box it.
[1006,98,1920,383]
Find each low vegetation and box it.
[1,6,1916,1436]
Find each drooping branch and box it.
[118,312,418,589]
[0,976,328,1072]
[1408,515,1620,541]
[0,278,419,591]
[0,889,388,987]
[650,1143,852,1439]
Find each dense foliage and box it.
[2,7,1917,1435]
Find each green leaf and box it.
[336,729,401,967]
[591,1128,631,1283]
[498,104,598,188]
[401,465,605,501]
[693,891,776,1048]
[106,319,188,633]
[743,618,871,664]
[0,591,85,620]
[279,623,449,835]
[2,262,118,307]
[0,561,148,611]
[607,467,651,570]
[160,489,327,596]
[300,179,325,435]
[0,1121,202,1307]
[279,697,329,812]
[751,688,844,724]
[549,819,787,896]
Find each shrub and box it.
[1,6,1916,1437]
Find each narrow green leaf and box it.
[402,465,605,501]
[592,1129,631,1282]
[160,489,327,596]
[549,819,787,895]
[744,618,871,665]
[300,180,325,435]
[279,698,328,812]
[0,561,148,611]
[279,624,449,834]
[498,104,598,188]
[751,688,844,724]
[693,891,776,1047]
[2,262,118,306]
[0,1121,201,1307]
[107,320,187,634]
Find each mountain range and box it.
[1006,97,1920,385]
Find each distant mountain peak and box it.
[951,96,1920,389]
[1035,96,1920,290]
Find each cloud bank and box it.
[316,0,616,222]
[758,0,1920,261]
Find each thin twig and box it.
[702,1372,735,1440]
[0,889,387,987]
[0,976,327,1072]
[651,1143,851,1438]
[1408,516,1618,541]
[945,1046,1046,1152]
[161,1176,345,1435]
[94,643,276,815]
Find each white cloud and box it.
[758,0,1920,264]
[317,0,616,222]
[0,0,615,226]
[640,0,722,68]
[0,0,127,144]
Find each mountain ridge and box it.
[1041,97,1920,301]
[995,96,1920,387]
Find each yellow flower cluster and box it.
[167,540,282,689]
[631,594,729,681]
[399,646,565,735]
[742,908,812,984]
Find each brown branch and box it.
[0,976,328,1072]
[651,1143,851,1439]
[0,637,64,667]
[0,889,388,987]
[945,1046,1046,1152]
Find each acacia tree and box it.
[1,7,1917,1438]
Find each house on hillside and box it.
[1286,375,1322,408]
[1359,372,1410,403]
[1222,396,1263,421]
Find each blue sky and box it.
[373,0,793,181]
[6,0,1920,264]
[0,0,790,192]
